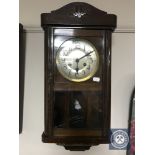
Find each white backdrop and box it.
[19,0,135,28]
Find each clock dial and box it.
[56,38,99,82]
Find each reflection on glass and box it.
[54,91,103,129]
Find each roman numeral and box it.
[82,70,85,75]
[87,65,91,70]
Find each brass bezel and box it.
[56,38,99,82]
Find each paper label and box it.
[93,77,100,82]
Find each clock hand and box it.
[78,51,94,61]
[75,59,79,74]
[74,51,94,73]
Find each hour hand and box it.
[75,67,79,77]
[75,58,79,74]
[75,67,79,73]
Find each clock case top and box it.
[41,2,116,29]
[41,2,117,151]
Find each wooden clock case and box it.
[41,2,117,151]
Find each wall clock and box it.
[41,2,117,151]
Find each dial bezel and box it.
[56,38,99,82]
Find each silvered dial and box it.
[56,38,99,82]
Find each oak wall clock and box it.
[41,2,117,151]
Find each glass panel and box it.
[52,30,104,137]
[54,91,103,129]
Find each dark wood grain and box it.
[53,128,102,137]
[19,23,26,134]
[41,2,116,30]
[41,2,117,151]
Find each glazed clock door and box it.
[52,28,107,138]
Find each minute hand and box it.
[78,51,94,61]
